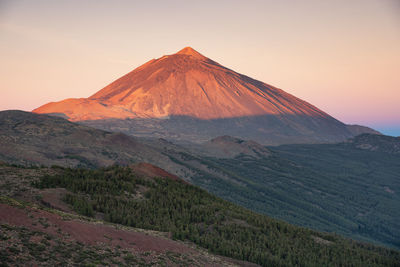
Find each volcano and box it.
[33,47,378,144]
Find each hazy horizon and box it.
[1,0,399,136]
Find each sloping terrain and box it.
[1,110,398,250]
[191,135,271,159]
[0,110,148,167]
[33,47,378,145]
[33,47,334,121]
[1,163,399,266]
[0,165,254,267]
[0,110,247,181]
[0,110,190,177]
[167,135,400,249]
[344,133,400,154]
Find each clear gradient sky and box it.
[1,0,399,135]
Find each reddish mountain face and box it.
[34,47,329,121]
[33,47,378,145]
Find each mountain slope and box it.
[193,135,271,158]
[1,110,397,249]
[0,164,256,267]
[345,133,400,154]
[172,136,400,249]
[0,110,185,174]
[2,163,399,266]
[35,47,329,120]
[33,47,378,145]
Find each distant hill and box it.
[194,135,271,158]
[344,133,400,154]
[0,110,184,173]
[33,47,378,145]
[346,125,382,136]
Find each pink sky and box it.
[1,0,399,135]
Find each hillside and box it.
[1,163,399,266]
[0,110,191,177]
[0,164,254,267]
[136,134,400,249]
[175,136,400,249]
[0,110,148,167]
[344,133,400,154]
[194,135,271,158]
[1,110,398,250]
[33,47,378,145]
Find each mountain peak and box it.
[33,46,331,121]
[33,47,380,145]
[176,47,205,59]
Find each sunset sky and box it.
[1,0,399,135]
